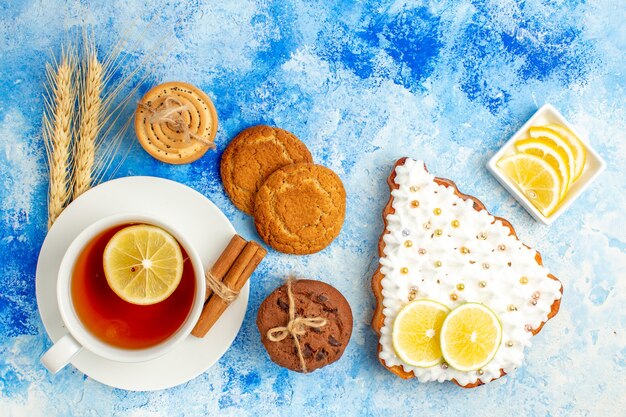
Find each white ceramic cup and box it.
[41,213,206,374]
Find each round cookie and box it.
[256,279,353,373]
[220,125,313,214]
[254,163,346,254]
[135,81,218,164]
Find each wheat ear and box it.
[43,48,77,229]
[73,41,103,198]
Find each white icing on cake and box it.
[378,158,562,386]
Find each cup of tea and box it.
[41,213,206,373]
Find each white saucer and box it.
[36,176,248,391]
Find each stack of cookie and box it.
[221,125,346,255]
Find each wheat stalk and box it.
[43,47,77,229]
[73,26,164,194]
[42,23,169,227]
[73,40,103,198]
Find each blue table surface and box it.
[1,1,624,416]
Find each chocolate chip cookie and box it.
[253,163,346,254]
[220,125,313,214]
[256,279,353,373]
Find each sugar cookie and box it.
[220,125,312,214]
[254,163,346,254]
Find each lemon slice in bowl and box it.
[392,299,450,367]
[103,224,184,305]
[497,153,563,217]
[515,136,571,199]
[440,303,502,372]
[543,123,587,181]
[529,126,577,182]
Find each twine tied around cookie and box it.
[266,278,328,373]
[138,96,216,148]
[205,270,239,304]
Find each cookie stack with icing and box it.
[371,158,563,387]
[221,125,346,255]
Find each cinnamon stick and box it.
[204,234,247,301]
[238,245,267,287]
[192,241,266,337]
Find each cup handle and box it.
[41,334,82,374]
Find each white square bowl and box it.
[487,103,606,225]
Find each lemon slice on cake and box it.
[497,153,563,216]
[440,303,502,372]
[103,224,184,305]
[392,299,450,367]
[515,136,571,199]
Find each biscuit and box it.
[254,163,346,254]
[257,279,353,373]
[135,81,218,164]
[220,125,313,214]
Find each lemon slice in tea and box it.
[103,224,184,305]
[392,299,450,367]
[440,303,502,372]
[497,153,563,217]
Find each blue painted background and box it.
[1,0,624,415]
